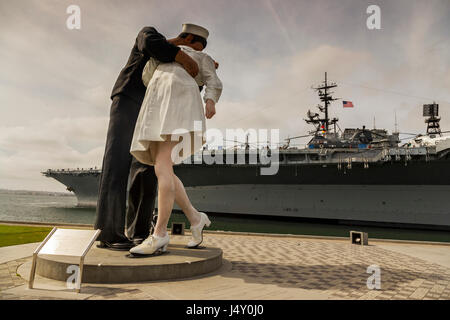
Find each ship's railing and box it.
[200,143,310,151]
[42,167,102,175]
[186,144,435,166]
[41,144,441,174]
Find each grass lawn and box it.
[0,224,52,247]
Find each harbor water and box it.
[0,190,449,243]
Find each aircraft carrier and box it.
[42,73,450,229]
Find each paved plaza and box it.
[1,231,450,300]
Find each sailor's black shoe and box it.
[132,237,145,246]
[96,240,135,251]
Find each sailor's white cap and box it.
[181,23,209,39]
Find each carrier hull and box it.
[42,155,450,229]
[177,184,450,228]
[170,157,450,229]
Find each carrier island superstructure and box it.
[42,73,450,230]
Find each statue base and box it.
[30,236,222,284]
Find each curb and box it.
[1,220,449,246]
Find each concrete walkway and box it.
[1,232,449,300]
[0,242,39,264]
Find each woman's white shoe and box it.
[187,212,211,248]
[129,233,169,255]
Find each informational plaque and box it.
[29,227,101,293]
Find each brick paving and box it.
[0,258,46,300]
[207,235,450,300]
[1,233,450,300]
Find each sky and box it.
[0,0,449,192]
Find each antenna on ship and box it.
[305,72,339,136]
[423,102,441,136]
[394,111,398,134]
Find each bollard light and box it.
[171,222,185,235]
[350,231,368,245]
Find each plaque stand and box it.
[29,227,101,293]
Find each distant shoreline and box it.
[0,189,74,196]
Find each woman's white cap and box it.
[181,23,209,39]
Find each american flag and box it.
[343,101,354,108]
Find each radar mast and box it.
[305,72,339,136]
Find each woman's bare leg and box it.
[152,140,178,237]
[173,175,201,226]
[151,135,202,237]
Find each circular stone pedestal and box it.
[35,236,222,284]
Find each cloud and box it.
[0,117,107,191]
[207,45,372,137]
[0,0,449,191]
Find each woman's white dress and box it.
[130,45,222,165]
